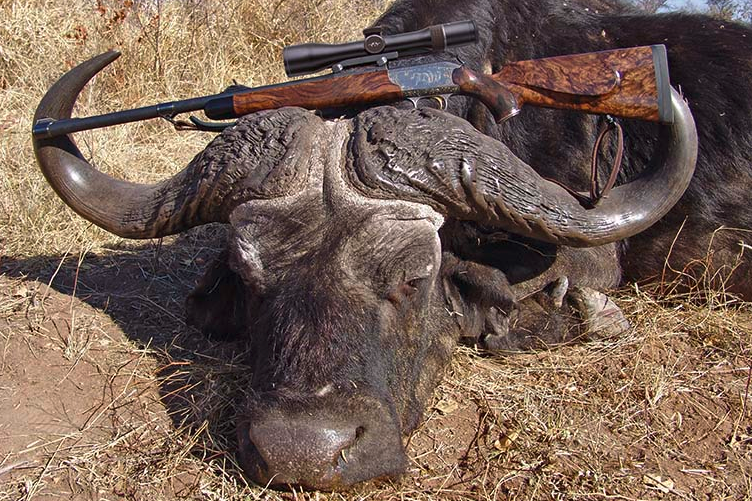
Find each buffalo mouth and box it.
[236,393,407,490]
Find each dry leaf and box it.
[644,474,674,493]
[434,398,459,415]
[493,430,519,451]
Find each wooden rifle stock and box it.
[490,45,671,123]
[204,70,405,120]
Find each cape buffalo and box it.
[33,0,750,491]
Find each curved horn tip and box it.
[33,50,123,125]
[92,50,122,65]
[31,49,226,240]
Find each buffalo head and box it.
[33,51,697,489]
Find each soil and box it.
[1,232,750,500]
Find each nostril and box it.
[248,442,268,472]
[238,426,270,483]
[336,425,365,468]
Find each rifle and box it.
[32,20,673,139]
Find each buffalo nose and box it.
[238,403,407,490]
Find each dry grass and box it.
[1,0,751,500]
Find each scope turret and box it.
[283,20,477,77]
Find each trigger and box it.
[407,95,452,110]
[431,94,452,110]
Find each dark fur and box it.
[189,0,752,489]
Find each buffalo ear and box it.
[186,251,246,340]
[440,253,518,346]
[441,255,582,351]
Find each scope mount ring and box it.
[331,51,398,73]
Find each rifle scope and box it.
[283,20,477,77]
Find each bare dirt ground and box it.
[1,227,750,500]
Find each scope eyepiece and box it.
[283,20,478,77]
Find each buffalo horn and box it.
[350,88,697,247]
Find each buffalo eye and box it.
[404,278,425,295]
[388,277,426,304]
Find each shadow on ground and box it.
[0,225,254,473]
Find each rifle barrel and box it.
[32,94,225,139]
[32,74,321,139]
